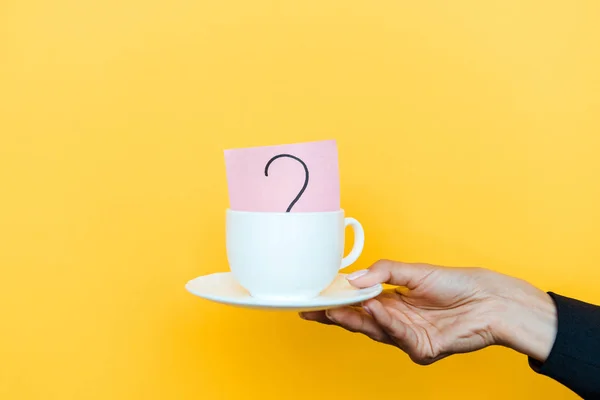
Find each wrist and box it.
[489,283,558,362]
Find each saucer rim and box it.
[185,272,383,310]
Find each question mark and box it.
[264,154,309,212]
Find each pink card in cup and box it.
[224,140,340,212]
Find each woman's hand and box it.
[300,260,557,365]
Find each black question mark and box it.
[264,154,309,212]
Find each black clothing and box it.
[529,292,600,399]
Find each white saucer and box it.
[185,272,383,311]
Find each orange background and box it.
[2,1,599,399]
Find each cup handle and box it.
[340,217,365,270]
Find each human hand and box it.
[300,260,557,365]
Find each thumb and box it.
[347,260,435,289]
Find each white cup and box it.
[226,209,365,301]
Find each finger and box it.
[299,311,336,325]
[325,306,393,344]
[364,298,418,352]
[347,260,435,289]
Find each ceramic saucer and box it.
[185,272,383,311]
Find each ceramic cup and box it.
[226,209,365,301]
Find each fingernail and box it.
[363,305,372,316]
[347,269,369,281]
[325,310,336,321]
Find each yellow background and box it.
[1,1,599,399]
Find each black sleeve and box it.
[529,292,600,399]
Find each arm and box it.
[527,293,600,399]
[300,261,600,398]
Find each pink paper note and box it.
[224,140,340,212]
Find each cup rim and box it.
[226,208,344,216]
